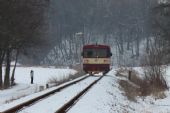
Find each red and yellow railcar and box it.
[82,44,112,75]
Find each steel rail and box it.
[55,75,104,113]
[0,75,90,113]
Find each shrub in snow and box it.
[141,40,168,96]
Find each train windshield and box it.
[83,48,108,58]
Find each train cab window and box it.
[87,51,93,57]
[83,49,95,58]
[97,49,107,58]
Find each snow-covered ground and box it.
[1,66,170,113]
[68,68,170,113]
[0,66,77,106]
[2,66,76,85]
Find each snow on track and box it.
[18,76,99,113]
[67,75,121,113]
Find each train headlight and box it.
[103,59,110,64]
[83,59,89,63]
[104,59,108,63]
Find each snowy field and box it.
[1,66,170,113]
[0,66,77,106]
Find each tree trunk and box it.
[0,64,3,89]
[136,38,140,58]
[120,41,124,55]
[4,49,11,89]
[0,50,5,89]
[11,50,19,86]
[127,41,130,50]
[146,37,149,54]
[131,44,134,57]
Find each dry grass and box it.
[47,74,71,86]
[4,94,27,104]
[47,71,85,88]
[115,67,129,77]
[47,64,86,88]
[119,80,140,102]
[117,68,167,101]
[139,79,167,97]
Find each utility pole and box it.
[75,32,84,46]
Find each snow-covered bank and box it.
[115,66,170,113]
[0,66,77,106]
[68,67,170,113]
[2,66,77,85]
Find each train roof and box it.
[83,44,110,49]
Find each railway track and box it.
[0,75,104,113]
[0,75,90,113]
[55,75,103,113]
[17,75,103,113]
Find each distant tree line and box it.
[4,0,167,68]
[43,0,157,66]
[44,0,170,67]
[151,2,170,64]
[0,0,49,89]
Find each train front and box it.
[82,44,112,75]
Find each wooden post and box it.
[46,84,49,88]
[128,70,132,80]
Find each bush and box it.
[47,71,84,88]
[141,40,168,95]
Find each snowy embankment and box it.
[68,68,170,113]
[120,66,170,113]
[0,66,77,106]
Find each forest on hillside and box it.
[42,0,170,67]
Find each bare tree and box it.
[142,37,168,90]
[152,3,170,63]
[0,0,49,88]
